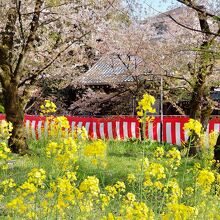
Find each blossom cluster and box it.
[0,120,12,170]
[136,93,156,116]
[40,100,57,114]
[0,120,13,140]
[183,118,202,137]
[84,139,107,166]
[136,93,156,139]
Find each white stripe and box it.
[123,122,128,139]
[31,121,36,139]
[108,122,113,139]
[77,122,84,139]
[157,122,161,142]
[71,122,75,132]
[184,129,189,142]
[71,122,75,138]
[214,123,220,133]
[25,120,30,138]
[93,122,97,139]
[77,122,82,129]
[148,122,153,140]
[116,122,120,139]
[37,121,42,138]
[176,122,181,146]
[100,123,105,139]
[166,123,172,144]
[44,121,48,137]
[85,122,90,133]
[131,122,136,138]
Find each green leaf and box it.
[0,104,5,113]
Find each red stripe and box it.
[171,122,176,145]
[81,121,86,130]
[180,122,185,143]
[119,120,124,139]
[88,122,93,138]
[127,121,132,138]
[90,122,95,139]
[111,121,117,139]
[0,114,5,120]
[144,123,149,139]
[136,121,140,138]
[73,121,78,137]
[104,122,108,139]
[209,121,214,133]
[96,121,101,139]
[153,121,158,141]
[34,120,39,139]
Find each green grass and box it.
[0,139,169,190]
[1,138,219,219]
[0,139,190,188]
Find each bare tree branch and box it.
[177,0,220,20]
[168,14,220,37]
[164,93,186,115]
[13,0,44,79]
[16,0,25,44]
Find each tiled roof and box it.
[76,55,143,85]
[211,90,220,100]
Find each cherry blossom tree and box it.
[0,0,120,154]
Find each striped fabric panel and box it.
[0,115,219,146]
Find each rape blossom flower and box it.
[54,116,70,129]
[127,173,136,184]
[120,201,155,220]
[166,148,181,168]
[162,203,198,220]
[137,93,156,114]
[183,119,202,137]
[154,146,165,158]
[79,176,100,197]
[0,178,16,192]
[148,162,166,180]
[0,120,13,140]
[105,185,118,198]
[40,100,57,114]
[136,93,156,125]
[196,169,215,194]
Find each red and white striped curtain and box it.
[0,114,219,146]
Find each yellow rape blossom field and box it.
[0,98,220,219]
[0,127,220,219]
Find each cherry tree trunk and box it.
[3,83,28,155]
[189,88,212,132]
[188,74,212,155]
